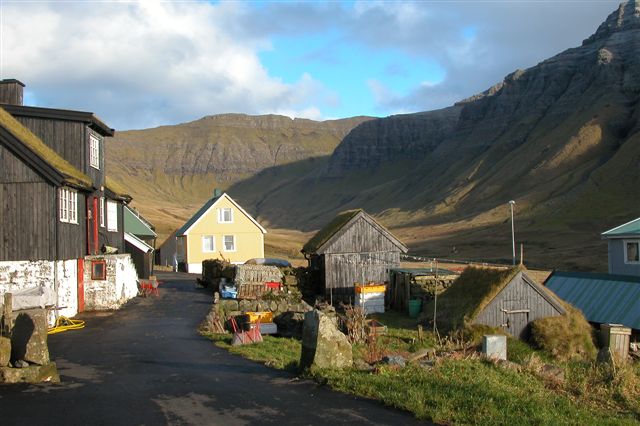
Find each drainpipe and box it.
[54,188,60,323]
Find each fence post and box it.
[2,293,12,336]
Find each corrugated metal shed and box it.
[545,271,640,330]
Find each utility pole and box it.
[509,200,516,266]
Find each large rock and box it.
[11,309,50,365]
[0,336,10,367]
[0,362,59,384]
[299,309,352,370]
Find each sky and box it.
[0,1,620,130]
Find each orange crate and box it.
[355,284,386,294]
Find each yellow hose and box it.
[47,316,85,334]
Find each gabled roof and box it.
[177,192,267,236]
[1,103,114,136]
[424,267,565,331]
[105,176,132,202]
[602,217,640,239]
[124,232,154,253]
[0,106,93,190]
[124,206,156,238]
[302,209,408,254]
[545,271,640,330]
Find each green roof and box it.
[302,209,363,253]
[124,207,156,237]
[0,106,92,189]
[602,217,640,238]
[177,195,223,236]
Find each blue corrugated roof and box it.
[602,217,640,238]
[545,271,640,330]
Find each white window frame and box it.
[99,197,105,228]
[202,235,215,253]
[218,208,233,223]
[89,133,100,170]
[59,187,78,224]
[107,200,118,232]
[223,235,236,252]
[623,240,640,264]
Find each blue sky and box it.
[1,1,618,129]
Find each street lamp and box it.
[509,200,516,265]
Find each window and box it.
[218,208,233,223]
[223,235,235,252]
[202,235,215,252]
[107,200,118,232]
[91,260,106,280]
[59,187,78,224]
[625,240,640,264]
[89,133,100,169]
[99,197,105,227]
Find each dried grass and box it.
[530,304,597,362]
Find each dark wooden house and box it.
[0,79,130,262]
[423,267,566,339]
[302,209,408,297]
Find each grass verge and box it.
[202,313,640,425]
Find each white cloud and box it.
[1,1,331,129]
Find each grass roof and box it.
[105,176,132,201]
[302,209,362,253]
[0,106,92,189]
[422,266,521,332]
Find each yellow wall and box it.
[185,196,265,266]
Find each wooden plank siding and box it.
[322,251,399,293]
[14,117,87,175]
[320,216,403,254]
[100,201,125,253]
[0,182,57,261]
[474,274,564,339]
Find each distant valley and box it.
[107,2,640,271]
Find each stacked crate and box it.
[354,283,386,314]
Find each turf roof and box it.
[423,266,522,332]
[302,209,362,254]
[105,176,132,201]
[0,106,92,189]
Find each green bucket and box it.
[408,299,422,318]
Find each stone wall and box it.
[0,260,78,326]
[83,255,138,311]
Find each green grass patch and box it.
[202,314,640,425]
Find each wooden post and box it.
[417,324,423,343]
[2,293,12,336]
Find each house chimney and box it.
[213,188,222,198]
[0,79,25,105]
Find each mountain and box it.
[108,1,640,271]
[106,114,373,236]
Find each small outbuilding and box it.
[423,267,566,339]
[301,209,408,298]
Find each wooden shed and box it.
[423,267,565,339]
[301,209,408,298]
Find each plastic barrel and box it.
[408,299,422,318]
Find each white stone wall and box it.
[0,259,78,326]
[83,254,138,311]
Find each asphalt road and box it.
[0,272,427,425]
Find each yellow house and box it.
[175,190,266,274]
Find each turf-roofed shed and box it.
[301,209,408,298]
[422,266,566,339]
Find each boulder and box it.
[382,355,406,368]
[0,336,11,367]
[300,309,352,370]
[0,362,59,384]
[11,309,50,366]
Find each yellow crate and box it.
[355,284,386,294]
[245,311,273,323]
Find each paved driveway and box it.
[0,272,427,425]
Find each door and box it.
[502,300,530,339]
